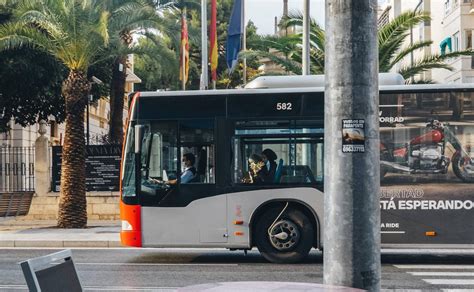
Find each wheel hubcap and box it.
[269,220,300,251]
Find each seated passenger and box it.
[242,154,266,184]
[261,148,277,182]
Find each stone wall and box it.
[25,191,120,220]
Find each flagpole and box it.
[242,0,246,86]
[180,8,187,91]
[201,0,208,90]
[182,42,186,90]
[210,0,217,90]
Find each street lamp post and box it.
[302,0,310,75]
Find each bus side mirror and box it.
[134,125,145,196]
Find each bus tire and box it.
[255,207,314,264]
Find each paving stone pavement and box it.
[0,218,122,248]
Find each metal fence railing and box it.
[0,146,35,193]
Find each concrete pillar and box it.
[35,120,50,196]
[324,1,381,290]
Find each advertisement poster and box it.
[342,119,365,153]
[379,91,474,244]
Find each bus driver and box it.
[151,153,197,184]
[177,153,197,184]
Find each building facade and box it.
[380,0,474,84]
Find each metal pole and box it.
[410,0,423,84]
[324,1,380,290]
[302,0,310,75]
[201,0,208,90]
[242,0,247,86]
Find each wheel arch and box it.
[248,199,321,249]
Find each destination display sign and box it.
[51,145,122,192]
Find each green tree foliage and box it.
[0,48,66,132]
[102,0,167,144]
[134,35,179,91]
[247,10,474,83]
[0,0,111,228]
[0,5,66,132]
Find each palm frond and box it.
[378,10,430,69]
[0,0,110,71]
[240,49,302,75]
[383,40,433,72]
[398,55,453,79]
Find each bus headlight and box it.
[121,220,133,231]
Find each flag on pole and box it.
[179,9,190,85]
[226,0,243,72]
[210,0,218,81]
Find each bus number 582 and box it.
[276,102,292,111]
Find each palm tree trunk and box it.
[57,70,90,228]
[108,56,127,145]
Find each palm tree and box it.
[377,11,471,82]
[106,0,201,143]
[243,34,302,75]
[103,0,164,145]
[248,10,473,83]
[134,33,180,90]
[0,0,110,228]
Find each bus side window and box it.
[179,120,215,184]
[232,120,323,185]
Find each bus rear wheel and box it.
[255,207,314,263]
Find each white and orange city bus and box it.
[120,73,474,263]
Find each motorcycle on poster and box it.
[380,119,474,182]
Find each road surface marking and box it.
[395,265,474,269]
[409,272,474,276]
[381,231,406,234]
[84,286,177,291]
[77,262,239,266]
[0,285,177,291]
[0,285,25,290]
[423,279,474,285]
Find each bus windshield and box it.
[122,124,135,197]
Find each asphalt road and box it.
[0,248,473,291]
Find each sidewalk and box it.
[0,218,121,248]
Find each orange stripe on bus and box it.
[120,201,142,247]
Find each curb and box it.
[0,240,123,248]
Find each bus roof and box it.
[244,73,405,88]
[138,82,474,98]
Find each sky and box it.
[246,0,325,36]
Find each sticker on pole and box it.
[342,119,365,153]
